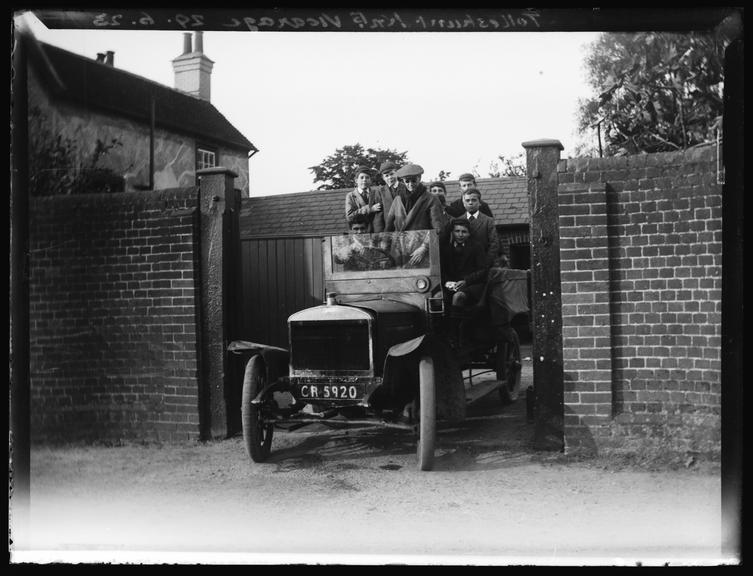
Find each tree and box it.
[29,106,125,195]
[488,153,526,177]
[577,32,728,156]
[309,144,409,190]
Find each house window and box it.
[196,147,217,171]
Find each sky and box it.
[20,11,601,197]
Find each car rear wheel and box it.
[242,355,273,462]
[417,355,436,471]
[498,330,522,405]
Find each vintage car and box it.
[229,229,526,470]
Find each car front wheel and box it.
[417,355,436,471]
[241,355,274,462]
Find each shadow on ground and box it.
[262,368,538,473]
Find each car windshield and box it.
[330,230,433,273]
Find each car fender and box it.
[228,340,289,384]
[386,335,426,357]
[381,333,465,422]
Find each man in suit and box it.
[384,163,445,267]
[461,187,500,268]
[445,173,494,219]
[345,166,382,232]
[440,218,489,309]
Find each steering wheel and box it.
[360,246,396,270]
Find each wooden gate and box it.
[236,236,325,348]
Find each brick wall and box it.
[29,188,203,443]
[557,144,722,459]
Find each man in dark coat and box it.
[384,163,445,267]
[440,218,489,309]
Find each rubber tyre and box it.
[242,355,273,462]
[499,330,522,405]
[417,355,436,471]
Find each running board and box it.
[465,379,502,405]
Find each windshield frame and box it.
[323,229,441,282]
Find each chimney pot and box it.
[105,50,114,66]
[96,53,106,63]
[173,32,213,102]
[194,31,203,53]
[182,32,192,54]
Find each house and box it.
[26,31,257,195]
[239,177,531,268]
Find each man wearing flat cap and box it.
[445,173,494,219]
[371,160,403,232]
[384,163,445,266]
[345,166,382,233]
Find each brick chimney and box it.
[96,51,115,66]
[172,31,214,101]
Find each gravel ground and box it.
[11,352,730,566]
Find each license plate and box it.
[298,383,360,400]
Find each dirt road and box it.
[13,356,727,565]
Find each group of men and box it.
[343,161,502,311]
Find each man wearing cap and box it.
[345,166,381,232]
[384,163,445,267]
[445,173,494,219]
[372,160,402,233]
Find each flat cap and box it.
[395,163,424,178]
[354,165,373,176]
[428,181,446,191]
[458,172,476,181]
[379,160,399,174]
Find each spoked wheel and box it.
[241,355,274,462]
[498,330,522,405]
[416,355,436,471]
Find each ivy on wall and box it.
[29,106,126,196]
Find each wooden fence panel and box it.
[237,236,324,348]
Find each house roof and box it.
[33,40,256,153]
[240,177,529,238]
[459,177,529,227]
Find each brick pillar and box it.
[721,35,743,558]
[558,180,613,454]
[522,139,564,450]
[226,186,243,437]
[198,167,237,439]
